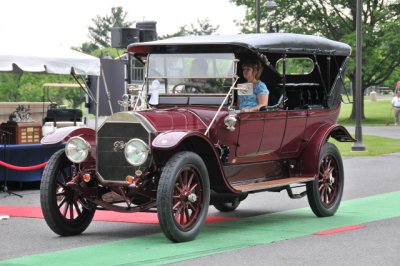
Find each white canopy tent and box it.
[0,43,107,129]
[0,44,100,76]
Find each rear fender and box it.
[300,125,354,177]
[152,131,235,194]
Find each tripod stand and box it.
[1,129,23,198]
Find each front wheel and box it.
[307,142,344,217]
[157,151,210,242]
[40,149,96,236]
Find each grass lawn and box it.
[330,135,400,156]
[338,98,393,126]
[335,97,400,156]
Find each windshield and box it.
[146,53,236,95]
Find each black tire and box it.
[40,149,95,236]
[214,198,241,212]
[157,151,210,242]
[307,142,344,217]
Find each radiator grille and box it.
[97,122,148,181]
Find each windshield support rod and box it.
[205,77,239,136]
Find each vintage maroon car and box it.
[40,33,354,242]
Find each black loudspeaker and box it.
[139,30,157,42]
[136,21,157,42]
[111,28,139,48]
[136,21,157,31]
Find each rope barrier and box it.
[0,160,48,171]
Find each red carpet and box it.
[0,205,237,224]
[314,225,366,235]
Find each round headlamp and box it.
[124,139,149,166]
[65,136,91,163]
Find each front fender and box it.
[300,124,354,177]
[152,131,237,194]
[41,126,96,145]
[152,131,209,150]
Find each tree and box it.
[230,0,400,119]
[86,7,133,50]
[159,19,219,39]
[187,18,220,36]
[0,72,76,105]
[77,42,100,55]
[0,73,23,102]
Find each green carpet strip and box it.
[2,191,400,266]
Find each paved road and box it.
[344,125,400,139]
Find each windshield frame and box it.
[144,53,237,96]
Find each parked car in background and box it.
[40,33,354,242]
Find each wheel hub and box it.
[329,173,335,185]
[179,191,197,203]
[187,193,197,203]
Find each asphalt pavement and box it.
[345,125,400,139]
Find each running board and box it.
[232,177,315,193]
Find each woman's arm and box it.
[242,94,269,112]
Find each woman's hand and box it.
[241,107,255,112]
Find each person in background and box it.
[190,58,208,77]
[392,91,400,126]
[186,58,209,93]
[239,60,269,112]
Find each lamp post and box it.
[256,0,277,33]
[351,0,366,151]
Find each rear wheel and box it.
[40,149,95,236]
[307,142,344,217]
[157,151,210,242]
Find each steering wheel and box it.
[172,83,202,94]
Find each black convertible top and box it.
[128,33,351,56]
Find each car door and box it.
[280,109,307,154]
[258,110,286,157]
[235,112,264,157]
[235,110,286,158]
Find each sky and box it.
[0,0,247,48]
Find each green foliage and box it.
[0,72,83,107]
[0,73,23,101]
[187,19,220,36]
[276,58,314,75]
[159,19,220,39]
[90,47,125,59]
[87,6,133,49]
[230,0,400,90]
[338,98,393,125]
[76,42,100,55]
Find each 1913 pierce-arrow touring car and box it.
[40,33,354,242]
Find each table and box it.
[0,143,64,183]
